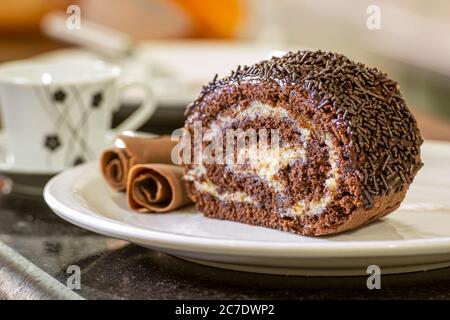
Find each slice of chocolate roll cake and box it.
[181,50,423,236]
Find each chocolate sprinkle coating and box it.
[186,50,423,208]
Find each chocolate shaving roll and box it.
[100,135,177,191]
[127,164,192,213]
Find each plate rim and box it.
[44,140,450,258]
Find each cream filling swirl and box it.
[185,101,340,216]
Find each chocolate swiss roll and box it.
[181,50,423,236]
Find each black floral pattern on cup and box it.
[44,134,61,152]
[39,84,110,167]
[73,156,85,166]
[91,92,103,108]
[52,89,67,103]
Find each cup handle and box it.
[106,78,156,143]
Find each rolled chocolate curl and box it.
[127,164,192,213]
[100,135,178,191]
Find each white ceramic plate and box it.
[44,140,450,276]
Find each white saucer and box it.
[0,133,60,176]
[44,140,450,276]
[0,133,59,195]
[0,131,155,196]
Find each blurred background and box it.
[0,0,449,138]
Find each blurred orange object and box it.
[0,0,71,34]
[170,0,244,38]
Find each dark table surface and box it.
[3,192,450,300]
[1,109,450,300]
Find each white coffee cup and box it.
[0,60,155,172]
